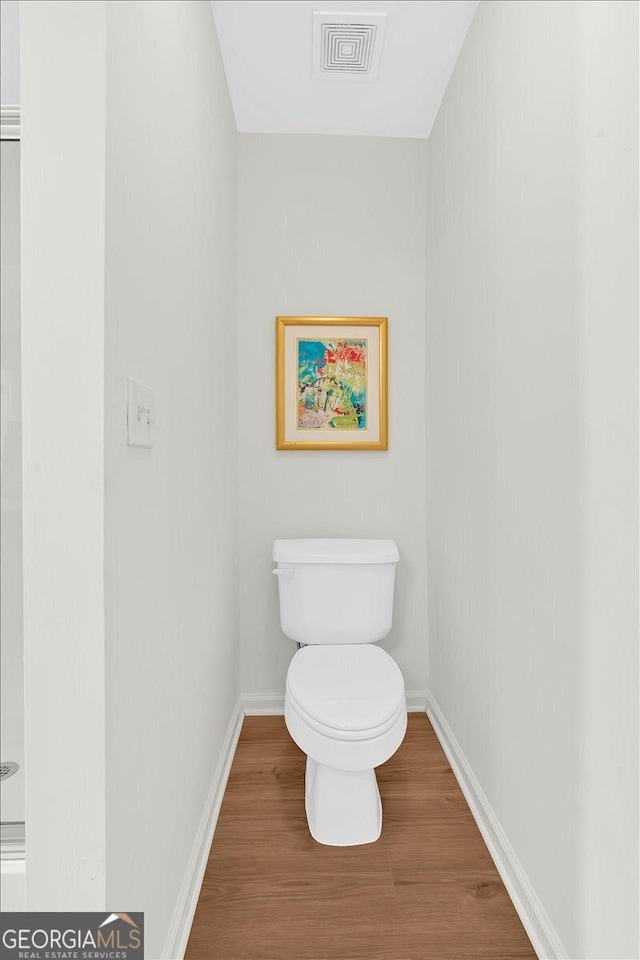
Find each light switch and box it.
[127,377,155,448]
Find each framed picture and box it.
[276,316,388,451]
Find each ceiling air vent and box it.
[312,12,387,82]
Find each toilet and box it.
[272,538,406,846]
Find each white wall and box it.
[425,2,638,958]
[0,139,24,824]
[103,3,239,958]
[21,1,239,948]
[0,0,20,104]
[577,3,639,955]
[21,0,107,908]
[237,133,428,702]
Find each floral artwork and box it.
[276,317,387,450]
[297,339,367,430]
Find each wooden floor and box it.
[186,714,536,960]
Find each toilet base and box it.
[305,756,382,846]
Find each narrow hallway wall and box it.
[0,139,24,826]
[21,0,107,909]
[425,2,638,957]
[104,3,239,956]
[237,133,428,703]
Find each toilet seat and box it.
[286,645,405,741]
[287,692,406,742]
[284,645,407,772]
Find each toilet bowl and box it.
[285,644,407,845]
[273,538,407,846]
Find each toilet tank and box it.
[272,539,399,645]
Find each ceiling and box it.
[211,0,478,139]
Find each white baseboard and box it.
[243,689,429,716]
[162,699,244,960]
[0,106,20,140]
[405,689,428,711]
[242,693,286,715]
[425,693,567,960]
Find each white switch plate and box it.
[127,377,155,448]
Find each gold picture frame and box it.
[276,316,388,451]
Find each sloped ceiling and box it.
[211,0,478,138]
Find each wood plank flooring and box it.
[185,713,536,960]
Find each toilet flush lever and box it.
[272,568,294,579]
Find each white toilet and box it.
[272,538,406,846]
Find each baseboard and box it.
[0,106,20,140]
[425,693,567,960]
[243,689,429,716]
[242,693,286,715]
[162,699,244,960]
[405,689,428,711]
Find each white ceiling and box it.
[211,0,478,139]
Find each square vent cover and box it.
[312,12,387,82]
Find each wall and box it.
[21,0,239,946]
[578,2,639,955]
[237,133,428,703]
[0,138,24,825]
[21,0,107,908]
[0,0,20,104]
[425,2,638,958]
[103,3,239,957]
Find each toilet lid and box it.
[286,645,405,734]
